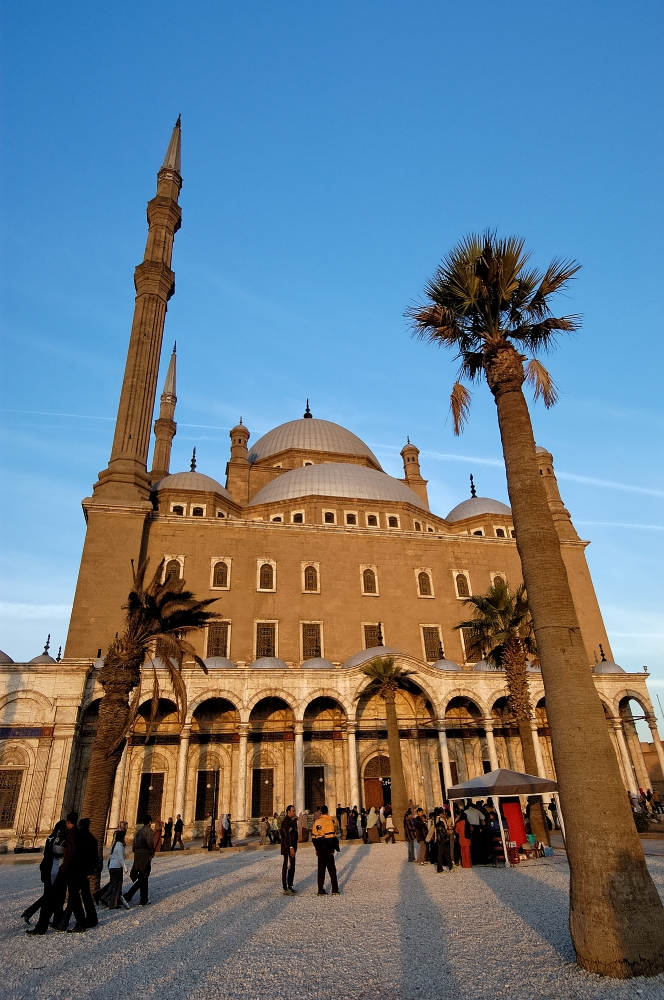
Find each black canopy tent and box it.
[446,768,560,866]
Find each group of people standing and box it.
[404,800,509,871]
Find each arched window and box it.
[414,521,421,531]
[346,513,357,525]
[165,559,181,582]
[216,510,226,519]
[456,573,469,598]
[388,516,399,528]
[172,505,184,516]
[304,565,318,591]
[495,528,505,538]
[272,516,282,522]
[213,561,228,588]
[292,512,304,523]
[363,568,377,594]
[418,572,431,596]
[259,563,274,590]
[367,514,378,527]
[192,506,204,517]
[324,511,335,524]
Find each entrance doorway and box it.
[251,768,274,818]
[305,766,325,812]
[137,772,164,822]
[363,755,391,809]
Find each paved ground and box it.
[1,843,663,1000]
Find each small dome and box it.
[248,463,427,509]
[93,656,104,669]
[472,658,500,672]
[594,660,626,674]
[154,471,233,500]
[250,657,289,669]
[29,653,56,664]
[0,649,14,664]
[431,658,462,671]
[301,657,335,669]
[343,646,404,669]
[535,445,551,455]
[204,656,236,669]
[527,660,541,673]
[248,418,382,469]
[446,496,512,522]
[231,422,248,436]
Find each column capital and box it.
[482,718,495,731]
[346,721,357,733]
[180,724,191,738]
[610,717,623,731]
[647,716,659,730]
[294,721,304,736]
[437,720,447,733]
[237,722,249,736]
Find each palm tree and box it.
[359,657,411,840]
[82,560,218,854]
[455,576,549,844]
[409,232,664,978]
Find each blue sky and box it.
[1,2,662,723]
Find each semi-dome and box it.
[343,646,404,669]
[431,658,462,671]
[248,463,427,510]
[301,657,335,669]
[248,418,382,469]
[0,649,14,664]
[204,656,236,669]
[446,496,511,522]
[250,657,289,669]
[154,471,233,500]
[594,660,626,674]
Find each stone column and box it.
[294,722,304,815]
[437,723,453,796]
[611,719,638,797]
[483,719,500,771]
[347,723,360,808]
[647,718,664,786]
[530,719,547,777]
[108,744,128,835]
[174,726,190,821]
[236,724,249,838]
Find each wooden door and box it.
[364,777,384,810]
[136,772,164,822]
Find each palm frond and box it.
[450,381,471,435]
[525,359,559,408]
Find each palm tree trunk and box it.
[486,345,664,977]
[383,691,409,843]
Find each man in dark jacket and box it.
[60,818,99,929]
[280,805,298,895]
[414,807,428,865]
[311,805,340,895]
[125,816,155,905]
[28,811,87,934]
[21,820,66,925]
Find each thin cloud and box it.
[0,602,71,620]
[557,472,664,499]
[0,408,113,421]
[576,521,664,531]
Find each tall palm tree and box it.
[359,657,411,840]
[409,233,664,978]
[455,576,549,844]
[82,560,218,853]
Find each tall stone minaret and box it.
[399,438,429,509]
[65,121,182,659]
[150,345,177,483]
[93,118,182,504]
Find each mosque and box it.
[1,121,662,848]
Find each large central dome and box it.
[248,418,382,470]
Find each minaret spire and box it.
[93,117,183,503]
[150,344,177,483]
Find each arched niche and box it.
[304,697,346,731]
[249,697,294,733]
[355,677,436,728]
[445,696,487,783]
[618,695,652,791]
[191,698,239,733]
[134,698,180,734]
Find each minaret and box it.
[93,117,183,504]
[400,438,429,509]
[226,420,251,505]
[535,446,579,541]
[149,344,177,483]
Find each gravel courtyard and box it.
[1,843,663,1000]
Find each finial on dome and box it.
[407,436,410,444]
[190,447,197,472]
[56,646,62,662]
[43,634,50,655]
[303,399,312,419]
[377,622,384,647]
[470,474,477,498]
[438,640,445,660]
[175,114,181,128]
[239,417,243,425]
[599,643,607,662]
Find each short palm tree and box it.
[409,232,664,978]
[82,560,218,853]
[359,657,411,840]
[456,577,549,844]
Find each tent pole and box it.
[554,791,566,849]
[496,795,510,868]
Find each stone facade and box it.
[2,121,664,850]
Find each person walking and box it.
[360,809,368,844]
[124,816,155,905]
[365,807,379,843]
[383,809,396,845]
[21,820,66,925]
[171,814,184,850]
[107,830,128,908]
[260,816,269,846]
[347,807,358,839]
[280,804,299,895]
[270,813,279,844]
[59,817,98,929]
[162,817,173,852]
[96,821,128,905]
[414,808,428,865]
[404,808,417,861]
[28,811,87,934]
[312,805,340,895]
[434,809,453,873]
